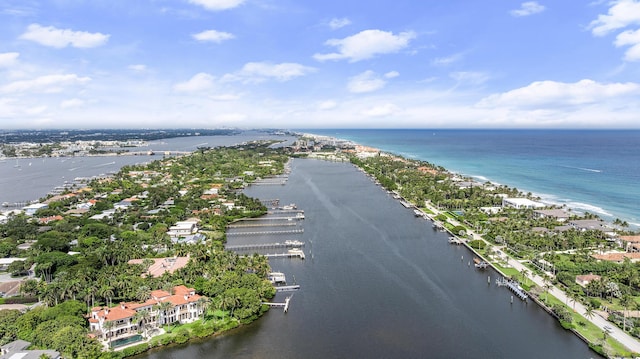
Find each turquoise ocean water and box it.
[303,129,640,227]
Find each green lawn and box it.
[542,295,637,358]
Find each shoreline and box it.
[299,130,640,230]
[303,131,637,229]
[326,143,640,357]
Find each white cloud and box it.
[174,72,215,92]
[60,98,84,109]
[19,24,109,48]
[188,0,245,11]
[450,71,489,86]
[192,29,235,43]
[615,28,640,61]
[0,52,19,67]
[328,17,351,30]
[224,62,316,83]
[313,29,416,62]
[510,2,546,17]
[210,93,242,101]
[347,70,388,93]
[1,74,91,94]
[589,0,640,36]
[363,103,399,117]
[432,53,463,66]
[128,64,148,72]
[317,100,337,110]
[384,71,399,79]
[477,79,640,108]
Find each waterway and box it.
[141,158,596,358]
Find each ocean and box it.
[303,129,640,227]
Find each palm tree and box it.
[197,297,211,322]
[584,306,595,321]
[157,301,173,327]
[103,320,115,345]
[620,294,633,332]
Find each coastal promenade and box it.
[421,202,640,354]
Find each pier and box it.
[275,285,301,292]
[262,296,291,313]
[227,222,298,228]
[496,277,528,300]
[265,249,306,260]
[227,229,304,236]
[232,214,304,221]
[227,240,305,251]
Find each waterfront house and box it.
[502,198,545,209]
[22,203,48,216]
[89,285,205,341]
[533,209,570,222]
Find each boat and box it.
[414,209,423,217]
[268,272,286,284]
[473,257,488,269]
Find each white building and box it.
[502,198,545,209]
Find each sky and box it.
[1,0,640,129]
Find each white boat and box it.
[268,272,286,284]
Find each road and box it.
[421,201,640,354]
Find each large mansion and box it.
[89,285,206,340]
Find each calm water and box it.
[306,129,640,227]
[142,159,596,359]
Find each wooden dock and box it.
[275,285,301,292]
[496,277,528,300]
[265,249,305,260]
[227,229,304,236]
[227,222,298,228]
[227,240,304,251]
[262,296,291,313]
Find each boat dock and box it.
[227,222,298,228]
[227,240,305,251]
[232,214,304,221]
[265,249,306,260]
[227,229,304,236]
[263,296,291,313]
[275,285,300,292]
[496,277,528,300]
[448,237,463,245]
[473,257,489,269]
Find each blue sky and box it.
[1,0,640,129]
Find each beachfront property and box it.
[533,208,571,222]
[568,219,615,237]
[501,197,546,209]
[620,235,640,252]
[0,340,61,359]
[89,285,206,341]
